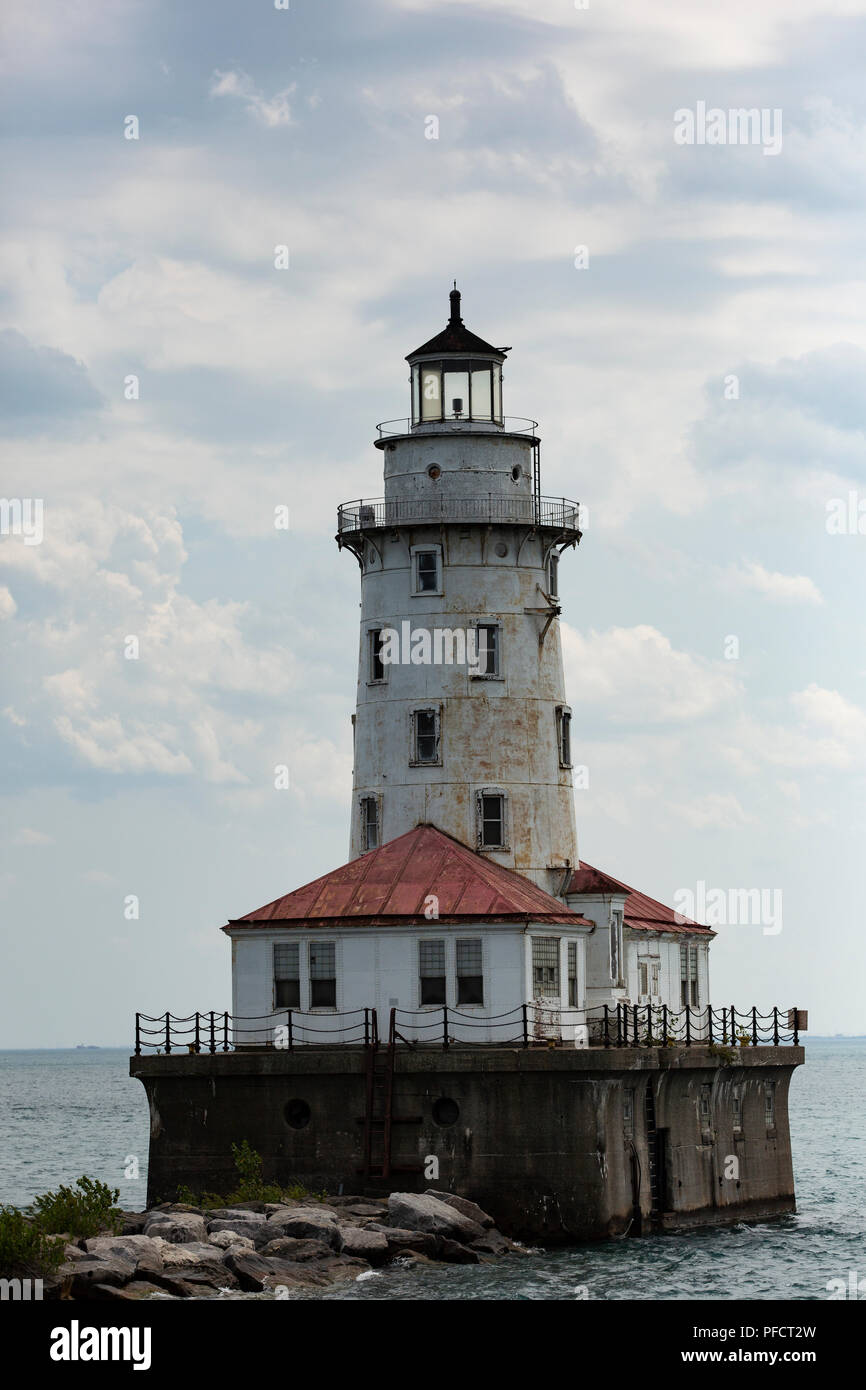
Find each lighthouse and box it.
[133,289,804,1241]
[339,286,580,894]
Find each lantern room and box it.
[407,286,507,427]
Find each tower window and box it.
[456,938,483,1005]
[360,796,379,851]
[556,707,572,767]
[547,552,559,598]
[532,936,560,998]
[274,943,300,1009]
[610,910,623,984]
[419,939,446,1006]
[411,708,440,764]
[732,1087,743,1133]
[764,1082,776,1130]
[567,940,578,1007]
[476,790,507,849]
[699,1083,712,1132]
[680,944,699,1007]
[309,941,336,1008]
[368,629,386,683]
[411,547,441,595]
[473,622,501,677]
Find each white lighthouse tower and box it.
[225,288,714,1043]
[339,287,581,896]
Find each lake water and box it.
[1,1041,862,1300]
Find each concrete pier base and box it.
[130,1044,803,1243]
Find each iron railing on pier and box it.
[133,1003,804,1055]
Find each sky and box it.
[1,0,864,1045]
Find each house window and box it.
[639,960,649,998]
[567,940,578,1007]
[309,941,336,1008]
[413,549,440,594]
[456,938,483,1005]
[419,940,446,1006]
[473,622,501,677]
[680,944,699,1007]
[639,958,660,999]
[360,796,379,851]
[532,936,560,998]
[764,1082,776,1130]
[547,551,559,598]
[699,1083,712,1131]
[651,961,660,997]
[732,1087,743,1133]
[412,708,440,764]
[274,943,300,1009]
[368,629,385,683]
[556,707,572,767]
[476,790,507,849]
[609,910,623,984]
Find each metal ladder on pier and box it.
[359,1009,423,1179]
[644,1083,661,1213]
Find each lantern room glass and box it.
[411,360,503,426]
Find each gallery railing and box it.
[336,494,582,534]
[133,1003,805,1054]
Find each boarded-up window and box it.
[556,707,572,767]
[419,940,446,1006]
[532,937,560,998]
[309,941,336,1008]
[274,943,300,1009]
[456,938,483,1005]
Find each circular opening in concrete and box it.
[494,541,508,557]
[432,1097,460,1127]
[427,464,441,480]
[284,1098,311,1129]
[511,464,522,481]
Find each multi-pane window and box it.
[547,551,559,598]
[764,1082,776,1130]
[567,940,578,1007]
[360,796,379,852]
[412,708,440,764]
[680,944,699,1007]
[609,910,623,984]
[651,961,660,997]
[477,790,506,849]
[274,943,300,1009]
[369,629,385,682]
[456,938,483,1005]
[556,707,572,767]
[419,940,446,1006]
[414,549,439,593]
[532,936,560,998]
[309,941,336,1008]
[639,960,649,997]
[639,958,661,999]
[732,1087,743,1133]
[474,623,500,677]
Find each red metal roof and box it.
[225,824,588,930]
[568,862,714,937]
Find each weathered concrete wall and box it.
[131,1045,802,1243]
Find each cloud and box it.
[562,624,740,723]
[0,587,17,619]
[728,561,823,606]
[0,330,102,427]
[210,69,295,128]
[12,827,54,846]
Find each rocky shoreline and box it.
[44,1191,526,1299]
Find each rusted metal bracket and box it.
[524,584,562,646]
